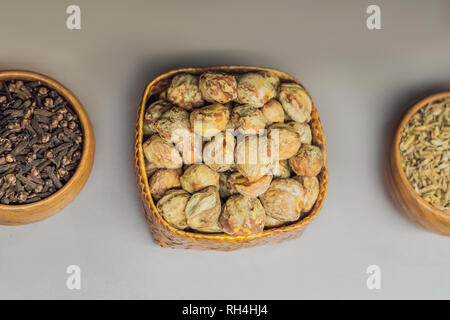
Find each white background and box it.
[0,0,449,299]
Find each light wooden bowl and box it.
[388,92,450,236]
[0,70,95,225]
[134,66,328,250]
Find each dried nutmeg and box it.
[148,168,181,200]
[185,186,222,232]
[159,90,168,100]
[220,194,265,236]
[295,176,320,212]
[228,172,272,198]
[278,83,312,123]
[167,73,204,110]
[155,106,191,144]
[190,103,230,137]
[180,164,220,193]
[157,189,190,230]
[203,131,235,172]
[258,71,280,89]
[259,178,305,221]
[271,160,291,178]
[140,71,324,235]
[236,73,277,107]
[175,132,203,165]
[145,160,159,177]
[219,172,236,199]
[268,123,301,160]
[231,104,266,134]
[261,99,285,125]
[264,215,286,228]
[285,121,312,144]
[143,100,172,136]
[289,144,324,177]
[235,135,273,182]
[199,72,237,104]
[143,135,183,169]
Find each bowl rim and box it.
[0,70,94,211]
[135,65,328,240]
[392,91,450,218]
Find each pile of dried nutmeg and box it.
[0,80,83,204]
[142,71,324,236]
[400,98,449,211]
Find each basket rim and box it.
[134,65,328,241]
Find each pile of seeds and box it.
[0,80,83,205]
[399,97,449,211]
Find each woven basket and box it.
[134,66,328,250]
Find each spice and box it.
[259,71,280,89]
[190,103,230,137]
[235,135,273,182]
[176,132,203,165]
[399,98,449,211]
[220,194,265,236]
[218,172,235,199]
[199,72,237,104]
[236,73,277,107]
[228,172,272,198]
[289,144,324,177]
[203,131,235,172]
[285,121,312,144]
[295,176,320,212]
[185,186,222,232]
[264,214,286,228]
[155,106,191,144]
[148,168,181,200]
[261,99,285,125]
[142,71,324,235]
[180,164,219,194]
[278,83,312,123]
[167,73,204,110]
[143,100,172,136]
[143,135,183,169]
[231,104,266,135]
[268,123,301,160]
[157,189,190,229]
[259,178,305,221]
[0,80,83,204]
[271,160,291,178]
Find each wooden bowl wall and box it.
[134,66,328,250]
[0,70,95,225]
[388,92,450,236]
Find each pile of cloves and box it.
[0,80,83,205]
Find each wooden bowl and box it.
[0,70,95,225]
[134,66,328,250]
[388,92,450,236]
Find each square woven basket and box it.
[134,66,328,251]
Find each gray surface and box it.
[0,0,449,300]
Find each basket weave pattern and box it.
[134,66,328,250]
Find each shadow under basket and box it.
[134,66,328,250]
